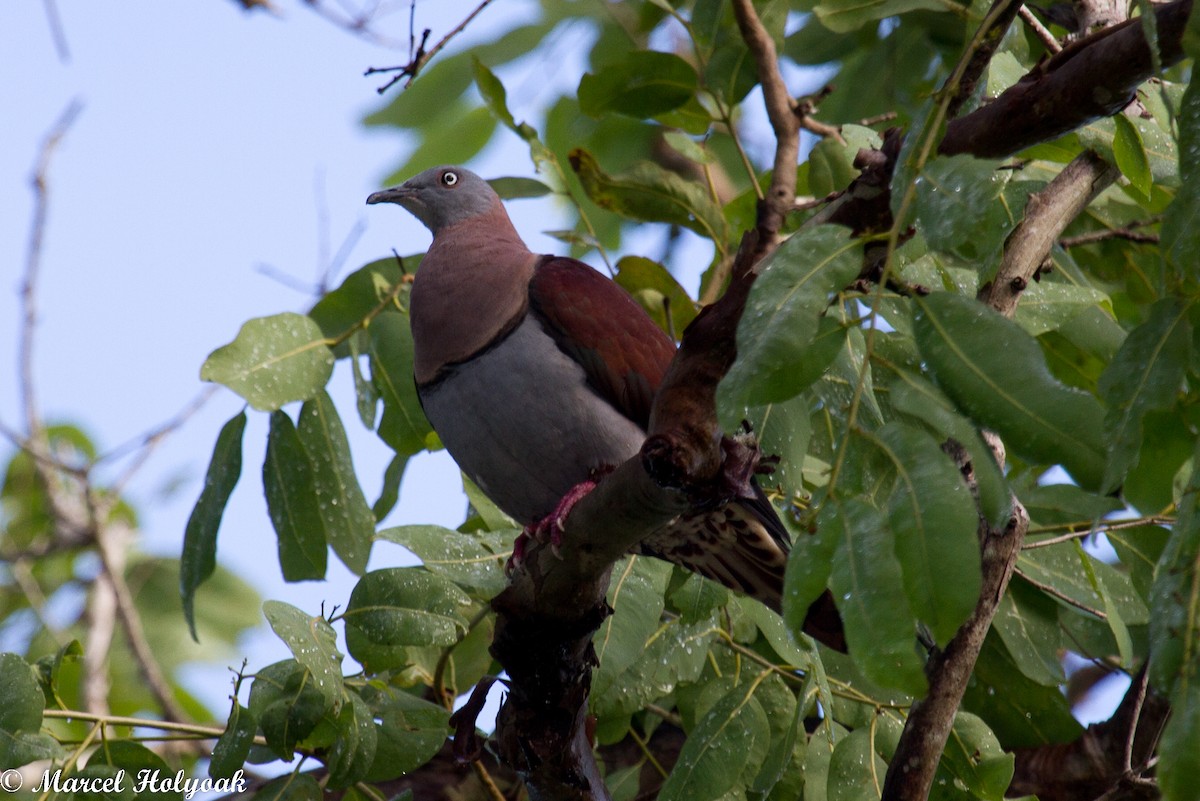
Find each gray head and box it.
[366,166,500,233]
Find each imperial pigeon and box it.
[368,165,844,650]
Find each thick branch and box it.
[940,0,1192,158]
[979,150,1119,317]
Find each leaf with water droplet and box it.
[263,600,345,710]
[201,313,334,411]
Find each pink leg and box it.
[531,479,597,557]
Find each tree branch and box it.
[940,0,1192,158]
[979,149,1118,316]
[730,0,798,256]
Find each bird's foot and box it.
[505,531,532,576]
[531,479,598,558]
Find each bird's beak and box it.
[366,185,412,205]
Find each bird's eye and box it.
[441,171,459,187]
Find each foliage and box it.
[4,0,1198,799]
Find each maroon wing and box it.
[529,256,676,429]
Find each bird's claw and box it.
[531,479,597,560]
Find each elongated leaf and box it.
[1099,297,1192,492]
[913,155,1012,262]
[211,703,257,779]
[593,558,672,698]
[376,525,508,598]
[783,513,837,643]
[202,313,334,411]
[264,411,327,581]
[827,727,889,801]
[992,581,1064,686]
[361,686,451,782]
[370,313,431,457]
[873,422,981,644]
[326,692,378,789]
[297,391,375,574]
[1160,681,1200,801]
[343,568,470,671]
[579,51,698,119]
[826,498,927,694]
[1150,439,1200,697]
[372,453,407,521]
[247,660,329,759]
[723,227,860,406]
[940,713,1014,801]
[658,681,770,801]
[1162,80,1200,275]
[814,0,946,32]
[1113,114,1153,197]
[182,410,246,640]
[569,148,730,247]
[591,615,714,719]
[887,369,1010,528]
[263,600,344,708]
[1015,283,1112,337]
[473,57,539,142]
[914,292,1106,489]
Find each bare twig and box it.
[22,100,83,437]
[302,0,410,49]
[1060,222,1160,248]
[104,385,219,497]
[1019,5,1065,52]
[1023,515,1175,549]
[365,0,497,93]
[42,0,70,61]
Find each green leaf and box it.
[825,498,927,694]
[370,313,432,457]
[1113,114,1153,198]
[473,57,539,142]
[913,155,1012,262]
[1099,297,1192,492]
[489,176,553,199]
[873,422,981,644]
[34,640,82,709]
[264,411,327,581]
[343,568,470,670]
[808,125,883,197]
[914,292,1106,490]
[569,148,730,247]
[658,681,770,801]
[201,313,334,411]
[246,660,329,759]
[579,51,698,119]
[594,558,673,699]
[254,774,322,801]
[263,601,344,708]
[783,514,837,644]
[308,258,407,358]
[297,391,375,574]
[614,256,699,335]
[940,713,1014,801]
[1150,439,1200,696]
[814,0,948,34]
[386,105,497,184]
[1014,283,1113,337]
[326,692,378,788]
[361,685,451,782]
[723,226,861,405]
[591,616,714,719]
[1162,80,1200,276]
[991,580,1064,686]
[0,652,61,769]
[826,727,889,801]
[887,369,1010,528]
[182,409,246,641]
[211,703,257,779]
[372,453,407,521]
[92,741,179,801]
[377,525,508,598]
[1160,680,1200,801]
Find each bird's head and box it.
[367,166,499,233]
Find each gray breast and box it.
[418,315,647,524]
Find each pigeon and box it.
[368,165,844,650]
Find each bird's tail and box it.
[641,496,847,652]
